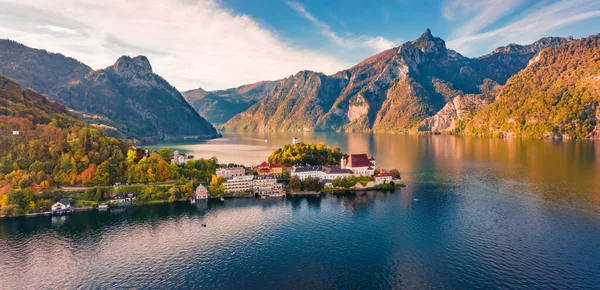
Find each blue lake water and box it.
[2,133,600,289]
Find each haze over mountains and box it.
[0,40,218,142]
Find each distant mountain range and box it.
[182,81,277,125]
[213,29,576,133]
[0,40,218,142]
[1,30,597,140]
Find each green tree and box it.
[159,147,172,162]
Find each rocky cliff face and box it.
[418,80,500,133]
[222,29,567,132]
[55,56,219,142]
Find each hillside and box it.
[464,34,600,139]
[0,40,91,95]
[182,81,277,124]
[0,76,216,216]
[0,41,219,142]
[221,30,569,132]
[53,56,219,142]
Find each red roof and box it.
[270,163,282,168]
[258,161,270,168]
[377,172,392,177]
[346,154,374,168]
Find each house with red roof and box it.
[257,161,283,176]
[375,171,393,185]
[341,154,376,176]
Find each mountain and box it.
[0,40,219,142]
[182,81,277,125]
[221,29,569,132]
[0,39,92,95]
[53,56,219,142]
[464,34,600,139]
[472,36,573,84]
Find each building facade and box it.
[291,165,326,181]
[375,172,393,185]
[195,184,209,199]
[216,167,245,179]
[257,161,283,176]
[223,175,255,193]
[341,154,376,176]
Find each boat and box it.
[190,198,196,205]
[220,197,225,201]
[97,204,109,210]
[261,195,267,200]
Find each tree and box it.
[159,147,172,162]
[208,175,224,196]
[390,169,401,180]
[289,176,303,191]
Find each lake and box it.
[2,133,600,289]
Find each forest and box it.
[0,76,217,216]
[268,142,344,166]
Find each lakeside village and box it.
[17,138,404,217]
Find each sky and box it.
[0,0,599,91]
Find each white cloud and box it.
[37,24,77,35]
[285,0,397,53]
[0,0,352,90]
[445,0,600,56]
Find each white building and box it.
[12,130,19,136]
[51,198,72,212]
[375,172,393,185]
[171,150,194,165]
[253,175,283,196]
[292,137,299,145]
[216,167,245,179]
[291,165,326,181]
[323,166,354,180]
[223,175,255,193]
[341,154,376,176]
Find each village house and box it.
[51,198,72,213]
[292,137,300,145]
[131,146,149,159]
[171,150,194,165]
[216,167,245,179]
[291,165,326,181]
[257,161,283,176]
[341,154,376,176]
[375,171,393,185]
[111,192,137,205]
[195,184,209,199]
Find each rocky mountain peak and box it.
[411,28,447,57]
[111,55,153,77]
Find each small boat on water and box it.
[190,198,196,205]
[98,204,109,210]
[261,195,267,200]
[220,197,225,201]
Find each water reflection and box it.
[152,133,600,208]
